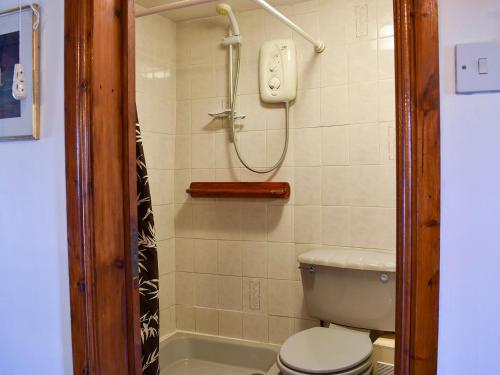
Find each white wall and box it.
[0,1,72,374]
[136,12,178,338]
[438,0,500,374]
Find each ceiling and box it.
[137,0,305,21]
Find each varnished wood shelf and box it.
[186,182,291,199]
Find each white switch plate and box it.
[455,42,500,94]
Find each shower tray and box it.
[159,331,281,375]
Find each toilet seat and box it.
[277,355,372,375]
[277,326,372,375]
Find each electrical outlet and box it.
[12,64,27,100]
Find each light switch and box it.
[456,42,500,94]
[478,58,488,74]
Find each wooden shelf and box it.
[186,182,291,199]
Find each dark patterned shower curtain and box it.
[136,123,160,375]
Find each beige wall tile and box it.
[378,79,396,122]
[378,37,395,80]
[239,131,267,168]
[176,305,195,331]
[322,206,351,246]
[350,207,396,250]
[322,126,349,166]
[348,82,379,124]
[294,206,322,244]
[242,314,268,342]
[348,165,396,207]
[240,202,267,241]
[294,167,322,205]
[322,166,351,206]
[175,272,194,306]
[216,201,242,240]
[321,86,349,126]
[158,239,175,275]
[348,124,381,164]
[242,242,268,278]
[218,276,243,310]
[293,89,321,128]
[192,204,218,239]
[155,204,175,241]
[348,40,378,83]
[191,133,215,168]
[320,44,348,88]
[175,135,191,169]
[268,243,294,280]
[176,100,191,135]
[293,128,322,166]
[218,241,243,276]
[160,306,176,337]
[268,279,291,316]
[175,203,193,238]
[175,238,194,272]
[267,205,293,243]
[219,310,243,339]
[195,307,219,335]
[159,273,175,310]
[195,274,218,308]
[174,169,191,204]
[194,239,218,274]
[269,316,294,344]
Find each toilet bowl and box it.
[276,248,396,375]
[277,326,372,375]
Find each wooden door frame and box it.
[64,0,141,374]
[64,0,441,374]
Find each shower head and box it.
[215,3,231,15]
[216,3,240,36]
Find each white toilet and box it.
[277,248,396,375]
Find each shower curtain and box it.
[136,122,160,375]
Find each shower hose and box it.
[230,44,290,174]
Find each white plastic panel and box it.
[455,42,500,94]
[259,39,297,103]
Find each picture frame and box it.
[0,4,40,141]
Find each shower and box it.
[213,3,291,174]
[136,0,326,174]
[215,3,240,37]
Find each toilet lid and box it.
[279,326,372,374]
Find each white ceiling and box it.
[137,0,304,21]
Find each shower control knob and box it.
[268,77,281,90]
[269,57,280,72]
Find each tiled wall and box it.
[136,13,177,338]
[172,0,396,344]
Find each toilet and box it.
[277,248,396,375]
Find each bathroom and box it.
[8,0,500,373]
[136,0,396,374]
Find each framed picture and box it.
[0,4,39,141]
